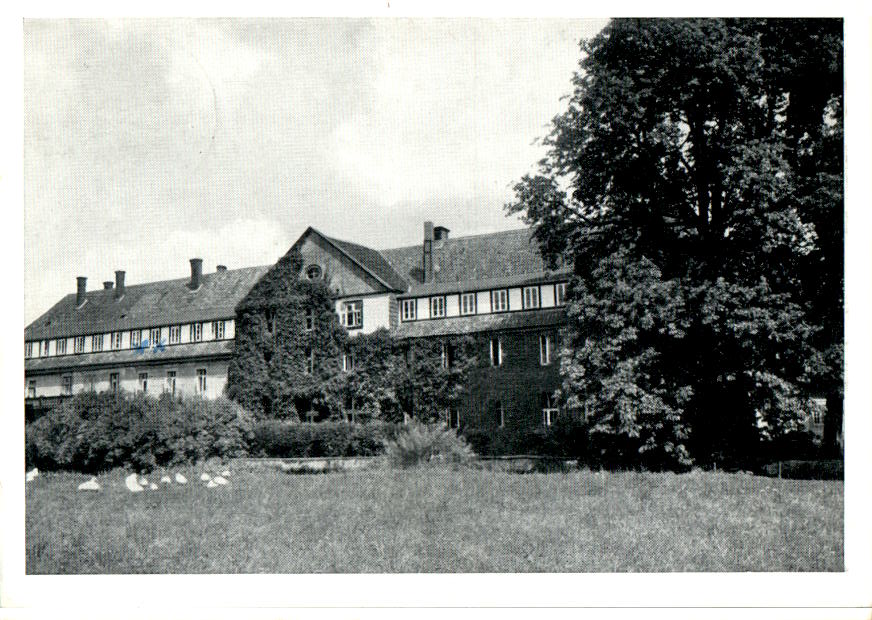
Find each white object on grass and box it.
[149,483,158,490]
[78,477,101,491]
[25,468,39,482]
[200,473,211,481]
[138,477,148,486]
[175,473,188,484]
[206,480,218,488]
[125,473,144,493]
[213,476,228,485]
[220,470,231,477]
[160,475,172,484]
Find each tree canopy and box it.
[508,18,843,468]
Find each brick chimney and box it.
[76,277,87,307]
[103,281,114,290]
[423,221,434,283]
[189,258,203,290]
[114,270,125,299]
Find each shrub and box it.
[250,420,399,458]
[384,421,475,468]
[24,391,255,473]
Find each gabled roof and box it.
[379,227,561,295]
[25,266,271,341]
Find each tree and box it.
[508,19,842,468]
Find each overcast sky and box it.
[24,17,607,325]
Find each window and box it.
[542,392,559,427]
[130,330,141,349]
[430,296,446,318]
[495,401,505,428]
[197,368,207,394]
[491,289,509,312]
[812,409,823,425]
[305,309,314,331]
[166,371,176,396]
[92,334,104,352]
[138,372,148,393]
[341,300,363,329]
[112,332,123,350]
[304,347,314,374]
[56,338,67,355]
[25,342,33,358]
[342,352,354,372]
[62,375,72,395]
[190,323,203,342]
[150,328,162,346]
[169,325,181,344]
[305,264,322,280]
[448,408,460,430]
[211,321,225,340]
[401,299,417,321]
[43,340,50,356]
[460,293,477,316]
[27,379,36,398]
[74,336,85,353]
[523,286,540,310]
[555,282,567,306]
[489,337,503,367]
[440,341,449,369]
[109,372,119,393]
[540,334,553,366]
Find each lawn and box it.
[25,465,842,573]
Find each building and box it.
[24,222,570,429]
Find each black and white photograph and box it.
[3,7,870,618]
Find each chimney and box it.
[115,270,125,299]
[76,277,87,307]
[103,281,114,290]
[423,221,434,283]
[216,264,227,272]
[189,258,203,290]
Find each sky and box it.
[23,17,608,325]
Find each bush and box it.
[24,392,254,473]
[250,420,399,458]
[463,416,588,458]
[384,421,475,468]
[760,459,843,480]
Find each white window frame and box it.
[491,289,509,312]
[440,341,449,369]
[169,325,181,344]
[57,338,68,355]
[543,393,559,427]
[212,321,225,340]
[401,299,417,321]
[342,352,354,373]
[74,336,85,353]
[25,342,33,358]
[92,334,104,352]
[555,282,567,306]
[149,328,161,347]
[490,337,503,367]
[138,372,148,393]
[112,332,123,350]
[341,300,363,329]
[166,370,177,396]
[196,368,207,394]
[523,286,540,310]
[460,292,477,316]
[109,372,119,393]
[62,374,72,395]
[27,379,36,398]
[430,296,446,318]
[190,323,203,342]
[130,330,142,349]
[540,333,553,366]
[496,401,505,428]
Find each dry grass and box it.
[25,466,842,573]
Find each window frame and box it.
[341,300,363,330]
[149,328,162,348]
[61,374,73,395]
[304,347,314,375]
[190,322,203,342]
[74,336,85,353]
[448,408,460,430]
[109,372,119,393]
[555,282,567,306]
[491,289,509,313]
[304,309,314,332]
[542,392,559,427]
[92,334,104,352]
[138,372,148,393]
[489,337,503,367]
[460,292,477,316]
[523,286,540,310]
[429,296,446,318]
[169,325,181,345]
[130,329,142,349]
[540,333,553,366]
[25,341,33,358]
[496,401,505,428]
[166,370,176,396]
[112,332,123,350]
[56,338,68,355]
[196,368,207,395]
[27,379,36,398]
[212,321,225,340]
[43,340,50,356]
[342,351,354,373]
[401,299,417,321]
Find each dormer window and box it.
[74,336,84,353]
[305,264,323,280]
[57,338,68,355]
[430,296,446,318]
[190,322,203,342]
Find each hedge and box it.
[249,420,402,458]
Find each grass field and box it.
[25,465,842,573]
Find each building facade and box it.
[25,222,569,429]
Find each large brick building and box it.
[25,222,570,430]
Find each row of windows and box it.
[488,334,556,367]
[30,369,208,397]
[447,393,560,430]
[400,282,566,322]
[25,321,229,358]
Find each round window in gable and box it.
[305,265,323,280]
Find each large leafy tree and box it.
[508,18,843,468]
